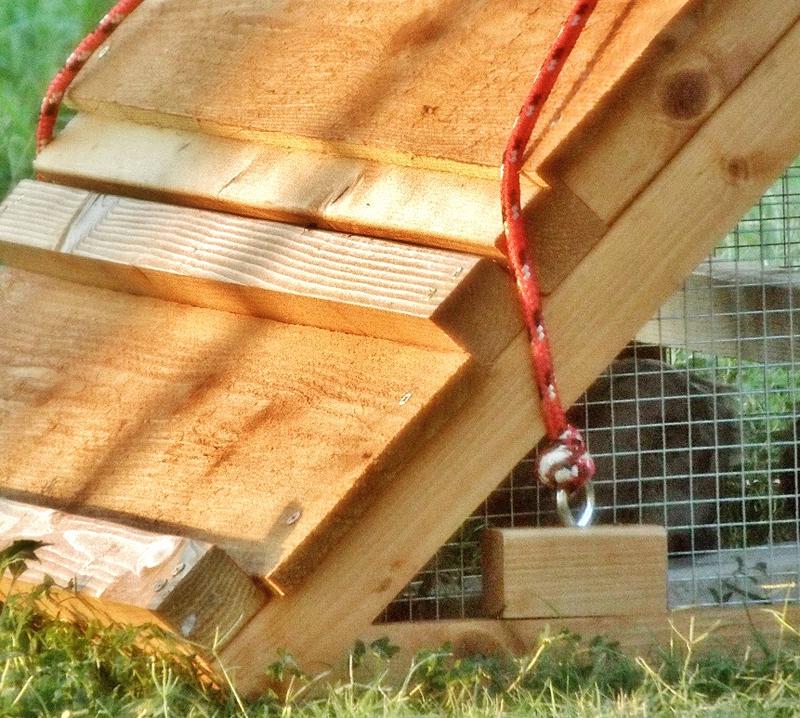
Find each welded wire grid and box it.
[381,157,800,622]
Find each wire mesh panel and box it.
[381,158,800,622]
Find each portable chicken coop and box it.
[1,0,800,696]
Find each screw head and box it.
[153,579,167,592]
[172,562,186,577]
[285,510,302,526]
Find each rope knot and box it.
[536,424,595,494]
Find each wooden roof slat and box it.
[65,0,692,177]
[0,180,520,362]
[0,267,473,591]
[35,113,609,291]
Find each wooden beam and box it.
[481,527,667,619]
[357,604,800,675]
[219,17,800,692]
[0,498,266,648]
[544,0,800,223]
[0,267,473,592]
[0,180,520,363]
[636,264,800,363]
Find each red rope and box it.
[501,0,598,494]
[36,0,145,154]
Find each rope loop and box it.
[536,424,595,494]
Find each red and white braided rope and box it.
[36,0,145,153]
[500,0,598,495]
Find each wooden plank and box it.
[35,116,514,259]
[544,0,800,223]
[481,527,667,618]
[219,18,800,691]
[0,180,520,363]
[636,264,800,363]
[358,605,800,675]
[0,498,266,648]
[0,267,473,591]
[65,0,691,179]
[34,0,692,279]
[34,115,608,291]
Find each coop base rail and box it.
[356,604,800,682]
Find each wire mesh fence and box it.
[381,157,800,622]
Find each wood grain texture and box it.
[34,0,693,276]
[65,0,692,177]
[636,264,800,363]
[481,526,667,618]
[358,605,800,678]
[0,267,472,591]
[545,0,800,222]
[0,180,520,363]
[0,498,266,647]
[35,115,607,290]
[220,18,800,691]
[36,116,514,258]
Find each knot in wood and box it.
[660,69,711,121]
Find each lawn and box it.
[3,2,800,716]
[3,568,800,717]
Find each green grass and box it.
[2,540,800,717]
[4,587,800,717]
[0,0,113,197]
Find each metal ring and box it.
[556,481,595,528]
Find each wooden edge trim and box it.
[0,180,521,363]
[0,498,267,649]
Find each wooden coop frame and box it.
[1,0,800,695]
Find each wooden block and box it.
[220,17,800,691]
[0,180,520,363]
[0,498,266,648]
[545,0,800,223]
[481,527,667,619]
[0,267,473,592]
[636,264,800,363]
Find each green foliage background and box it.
[0,0,113,197]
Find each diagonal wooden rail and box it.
[219,17,800,691]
